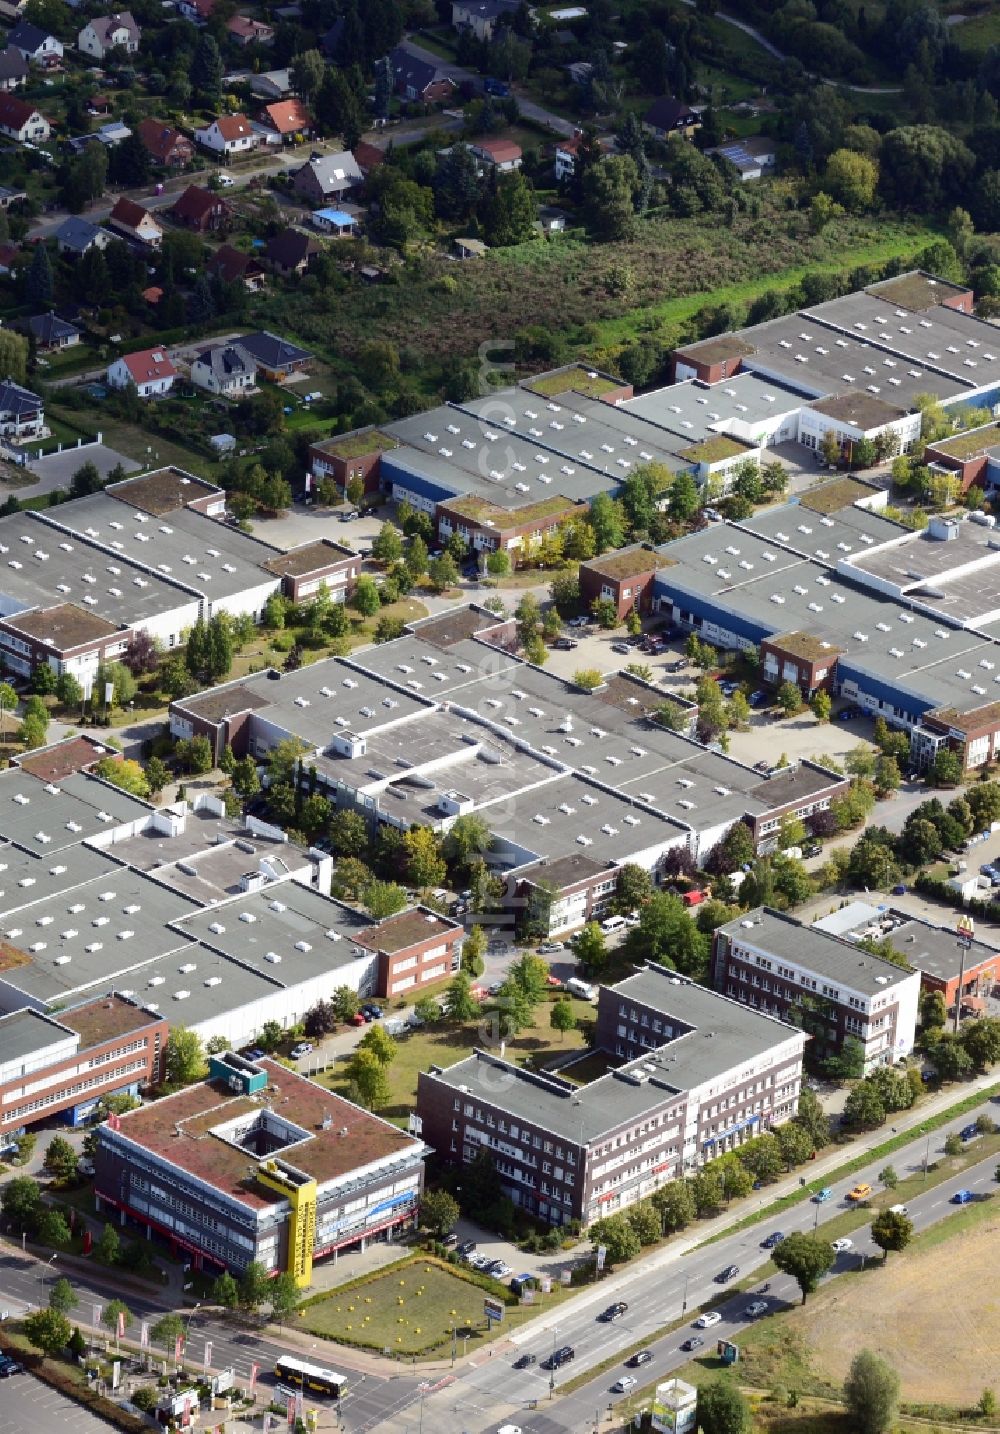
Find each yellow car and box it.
[846,1183,872,1202]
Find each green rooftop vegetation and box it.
[447,493,575,525]
[679,434,749,464]
[320,429,398,460]
[527,366,622,399]
[932,424,1000,461]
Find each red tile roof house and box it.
[108,195,163,247]
[194,112,256,156]
[352,139,386,175]
[0,93,49,142]
[259,98,312,142]
[469,137,522,171]
[207,242,266,291]
[170,184,231,232]
[136,116,193,167]
[106,345,177,397]
[227,13,273,44]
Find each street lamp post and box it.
[549,1329,557,1399]
[681,1271,689,1315]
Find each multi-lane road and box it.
[418,1098,1000,1434]
[1,1099,997,1433]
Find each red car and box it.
[350,1012,366,1026]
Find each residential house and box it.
[109,196,163,247]
[0,0,29,22]
[8,22,62,65]
[177,0,213,19]
[77,12,141,60]
[469,137,522,171]
[26,313,80,351]
[206,243,266,291]
[389,46,457,104]
[291,150,363,205]
[194,113,255,156]
[237,331,311,382]
[310,208,356,236]
[249,68,290,101]
[107,346,177,398]
[228,14,273,45]
[0,243,20,276]
[265,227,319,277]
[709,136,778,183]
[258,98,311,142]
[170,185,231,232]
[190,341,257,397]
[453,236,487,259]
[54,215,111,256]
[136,117,193,168]
[451,0,519,42]
[0,185,25,208]
[0,94,49,143]
[0,380,44,441]
[0,48,28,90]
[642,96,700,141]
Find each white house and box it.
[107,346,177,398]
[194,113,255,156]
[190,342,257,398]
[108,196,163,247]
[7,22,63,64]
[77,11,140,60]
[0,93,49,142]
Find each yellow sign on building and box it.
[256,1163,318,1288]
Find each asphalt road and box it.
[422,1098,1000,1433]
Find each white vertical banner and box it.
[92,1303,102,1327]
[140,1322,149,1349]
[203,1340,212,1372]
[596,1244,607,1272]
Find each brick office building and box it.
[711,908,920,1072]
[0,994,167,1147]
[578,544,660,620]
[308,428,399,495]
[95,1052,426,1281]
[365,908,463,998]
[417,965,805,1226]
[760,632,845,698]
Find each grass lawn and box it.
[315,992,593,1120]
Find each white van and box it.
[567,977,597,1001]
[600,915,627,935]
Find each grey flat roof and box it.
[43,493,282,605]
[0,770,152,855]
[880,916,1000,982]
[346,632,521,698]
[719,907,915,995]
[0,511,199,630]
[0,1006,75,1065]
[426,967,802,1142]
[130,942,284,1027]
[621,371,804,441]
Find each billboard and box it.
[483,1296,505,1323]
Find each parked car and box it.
[813,1187,833,1203]
[290,1042,314,1059]
[891,884,907,895]
[831,1238,853,1253]
[350,1012,366,1026]
[457,1240,477,1256]
[440,1232,458,1248]
[802,843,822,859]
[889,1203,908,1215]
[666,659,686,673]
[243,1047,265,1061]
[952,1188,975,1204]
[681,1336,705,1351]
[715,1264,740,1283]
[513,1353,536,1370]
[599,1301,628,1322]
[961,1123,980,1141]
[627,1350,653,1368]
[846,1183,872,1202]
[361,1004,384,1019]
[749,690,767,707]
[537,941,563,954]
[760,1231,785,1249]
[753,759,771,773]
[553,637,579,650]
[743,1301,768,1318]
[0,1358,24,1376]
[611,642,631,655]
[612,1375,638,1394]
[695,1312,723,1328]
[568,616,590,628]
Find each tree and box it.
[151,1312,185,1351]
[95,756,150,800]
[776,1120,814,1168]
[870,1207,913,1261]
[444,970,480,1022]
[589,492,625,552]
[372,522,403,565]
[776,680,803,715]
[625,891,708,981]
[192,32,223,104]
[434,143,482,222]
[352,576,381,617]
[842,1081,886,1129]
[482,171,537,246]
[810,689,832,723]
[574,920,607,970]
[920,988,947,1030]
[347,1046,392,1109]
[651,1180,696,1235]
[269,1271,300,1323]
[212,1270,239,1310]
[290,47,325,103]
[237,1261,271,1314]
[550,998,577,1041]
[930,748,963,786]
[461,923,487,977]
[843,1349,900,1434]
[403,827,446,888]
[697,1377,751,1434]
[961,1015,1000,1070]
[795,1087,830,1149]
[94,1222,120,1265]
[363,880,407,919]
[615,863,651,913]
[331,985,360,1023]
[23,1309,71,1357]
[48,1276,76,1315]
[43,1135,79,1185]
[26,243,53,308]
[572,668,603,692]
[421,1189,460,1237]
[0,329,28,385]
[738,1133,784,1184]
[824,148,878,211]
[589,1212,640,1265]
[583,155,640,242]
[165,1026,207,1086]
[772,1231,835,1304]
[359,1023,397,1067]
[102,1299,132,1336]
[691,1165,725,1217]
[2,1175,42,1231]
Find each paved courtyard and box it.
[22,442,140,495]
